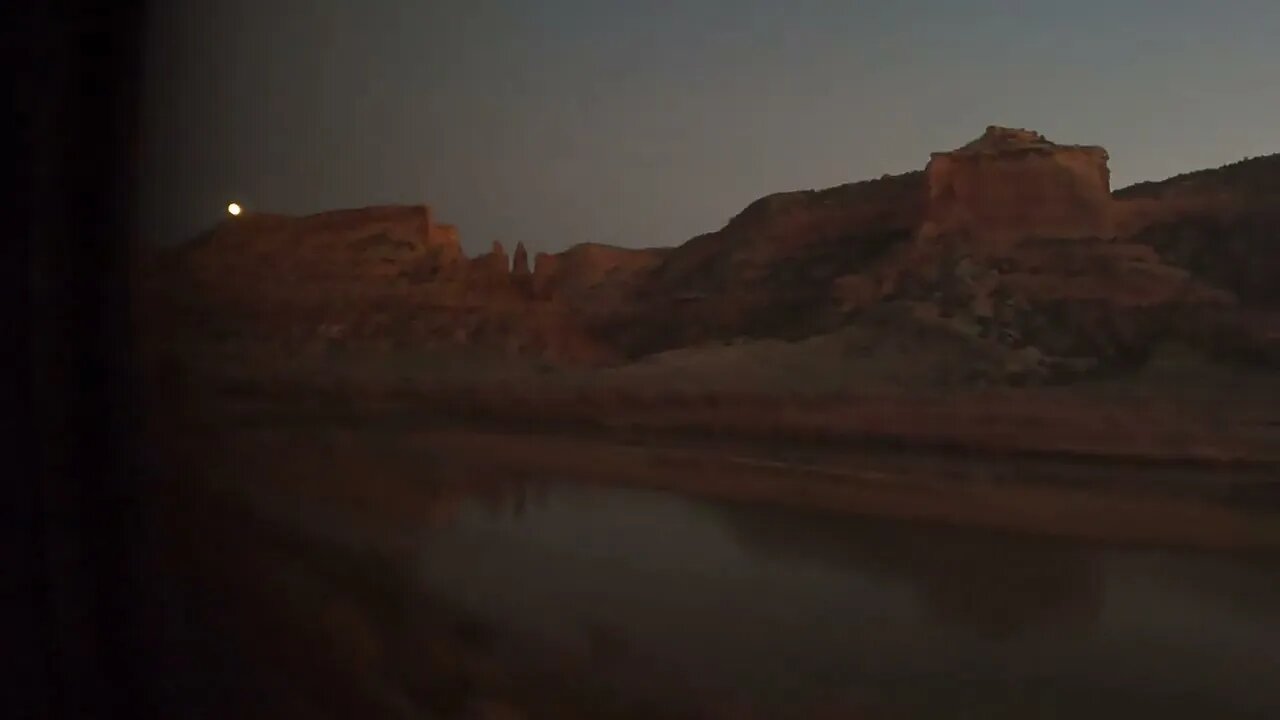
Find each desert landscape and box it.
[23,2,1280,717]
[133,127,1280,719]
[141,126,1280,543]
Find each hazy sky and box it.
[140,0,1280,254]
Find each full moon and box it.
[227,202,242,216]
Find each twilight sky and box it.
[139,0,1280,254]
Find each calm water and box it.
[416,479,1280,719]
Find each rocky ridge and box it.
[148,127,1279,386]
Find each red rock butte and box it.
[920,126,1115,249]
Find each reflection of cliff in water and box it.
[418,475,555,527]
[705,502,1104,640]
[469,477,551,520]
[259,426,1107,640]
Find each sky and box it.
[139,0,1280,254]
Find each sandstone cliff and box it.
[179,205,460,280]
[147,128,1279,384]
[606,127,1252,378]
[817,129,1246,378]
[920,126,1114,248]
[604,171,927,355]
[531,243,668,313]
[151,205,617,365]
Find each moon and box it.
[227,202,242,216]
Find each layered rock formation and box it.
[530,243,668,313]
[1110,152,1280,364]
[820,129,1244,378]
[178,205,462,280]
[603,171,927,354]
[1115,153,1280,306]
[150,205,617,365]
[147,127,1279,383]
[607,126,1258,380]
[920,126,1114,248]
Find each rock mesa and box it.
[921,126,1114,248]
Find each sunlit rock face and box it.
[467,240,511,285]
[150,205,620,365]
[920,126,1115,249]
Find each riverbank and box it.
[140,338,1280,550]
[423,428,1280,551]
[168,389,1280,551]
[203,376,1280,469]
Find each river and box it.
[415,478,1280,718]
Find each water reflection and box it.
[705,502,1104,640]
[414,475,1280,718]
[422,475,1106,641]
[209,422,1280,718]
[469,477,550,520]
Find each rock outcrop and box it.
[178,205,456,281]
[150,206,618,365]
[147,128,1280,383]
[920,126,1114,249]
[426,223,464,269]
[1109,152,1280,363]
[607,171,927,355]
[1115,153,1280,307]
[530,243,667,312]
[815,129,1244,379]
[469,241,510,280]
[511,242,531,276]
